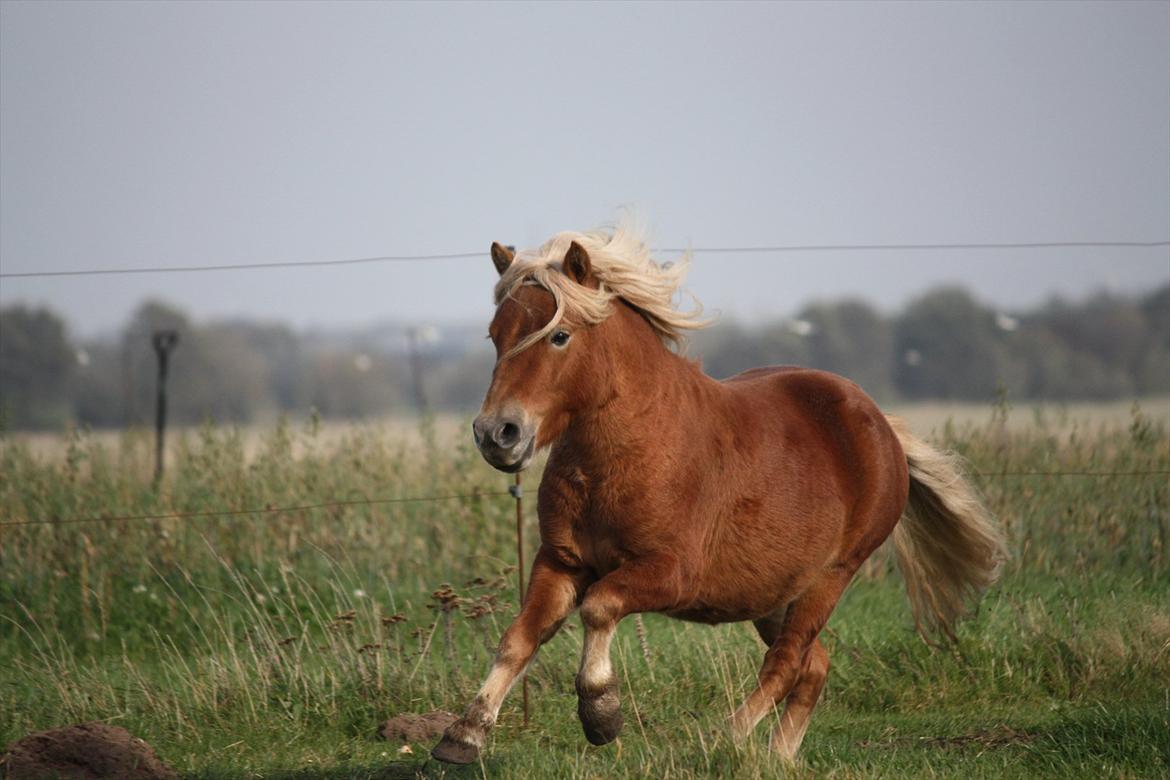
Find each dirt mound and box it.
[1,722,177,780]
[378,711,457,744]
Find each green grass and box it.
[2,403,1169,778]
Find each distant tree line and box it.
[1,284,1167,430]
[693,284,1169,403]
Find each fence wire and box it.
[1,468,1166,529]
[0,491,511,528]
[2,240,1167,278]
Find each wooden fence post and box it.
[151,330,179,483]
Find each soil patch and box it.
[1,722,177,780]
[378,711,457,744]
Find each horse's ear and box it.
[490,242,514,276]
[563,241,596,287]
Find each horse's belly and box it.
[665,603,762,624]
[691,503,847,620]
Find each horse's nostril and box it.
[473,418,491,447]
[496,422,521,448]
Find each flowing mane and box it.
[493,225,709,357]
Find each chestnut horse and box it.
[433,228,1005,764]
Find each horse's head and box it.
[474,240,609,472]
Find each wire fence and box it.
[2,467,1167,529]
[2,239,1167,278]
[0,491,511,528]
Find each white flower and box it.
[132,584,147,594]
[353,589,367,598]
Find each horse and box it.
[432,226,1005,764]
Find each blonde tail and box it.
[886,416,1007,642]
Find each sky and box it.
[1,0,1168,338]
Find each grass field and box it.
[2,401,1169,778]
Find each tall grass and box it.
[1,403,1168,778]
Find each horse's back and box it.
[722,365,892,440]
[720,365,905,502]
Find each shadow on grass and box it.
[1018,704,1170,773]
[841,701,1169,774]
[187,757,498,779]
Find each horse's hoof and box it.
[581,707,624,746]
[431,733,480,764]
[577,678,623,745]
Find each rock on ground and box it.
[1,722,177,780]
[378,711,457,744]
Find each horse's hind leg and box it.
[751,611,829,756]
[730,571,850,757]
[772,638,829,759]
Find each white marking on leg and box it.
[578,622,615,688]
[729,696,771,741]
[476,652,537,723]
[772,709,811,760]
[476,665,509,724]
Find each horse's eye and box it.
[550,330,571,348]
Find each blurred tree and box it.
[894,287,1023,400]
[0,305,76,429]
[303,351,398,418]
[429,350,493,412]
[3,283,1167,433]
[1136,284,1170,395]
[1035,293,1144,396]
[798,299,895,401]
[692,321,809,380]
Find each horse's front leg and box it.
[576,553,688,745]
[432,547,587,764]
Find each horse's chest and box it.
[542,503,634,574]
[571,508,634,575]
[539,469,679,575]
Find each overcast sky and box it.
[1,0,1167,338]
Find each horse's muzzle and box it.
[472,414,535,472]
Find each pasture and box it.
[2,401,1168,778]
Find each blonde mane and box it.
[494,225,709,357]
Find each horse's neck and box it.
[561,308,717,465]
